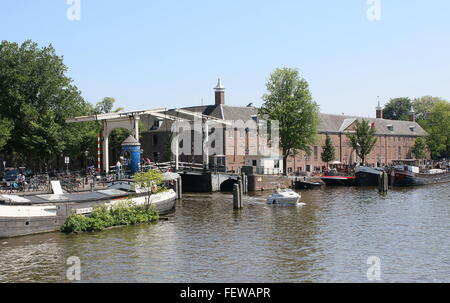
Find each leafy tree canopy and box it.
[411,137,427,160]
[95,97,124,114]
[412,96,446,122]
[259,68,320,173]
[321,134,336,165]
[0,118,13,151]
[425,100,450,159]
[346,119,377,165]
[0,40,96,167]
[383,97,412,121]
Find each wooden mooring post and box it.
[378,171,389,194]
[174,177,183,200]
[233,183,241,210]
[240,173,248,194]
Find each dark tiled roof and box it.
[142,105,427,137]
[318,113,427,136]
[221,105,259,121]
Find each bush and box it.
[60,214,92,233]
[60,200,159,234]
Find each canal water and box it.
[0,184,449,283]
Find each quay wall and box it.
[247,175,292,192]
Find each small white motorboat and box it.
[266,188,301,206]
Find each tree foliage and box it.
[0,118,13,151]
[346,119,377,165]
[95,97,124,114]
[0,40,95,169]
[411,137,427,160]
[259,68,319,173]
[424,101,450,159]
[413,96,445,122]
[383,97,412,121]
[321,134,335,165]
[134,170,164,189]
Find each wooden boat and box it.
[320,172,356,186]
[295,180,323,189]
[0,180,177,239]
[354,166,384,186]
[393,168,450,187]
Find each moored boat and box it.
[354,166,384,186]
[295,180,323,190]
[320,173,356,186]
[393,168,450,187]
[0,180,177,239]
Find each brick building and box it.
[140,80,427,173]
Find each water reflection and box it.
[0,184,449,282]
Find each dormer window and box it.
[409,125,416,132]
[386,124,394,131]
[150,119,163,130]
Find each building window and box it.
[252,160,257,167]
[314,146,318,161]
[153,152,160,162]
[274,160,280,168]
[153,135,158,145]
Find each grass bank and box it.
[60,201,159,233]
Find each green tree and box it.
[0,118,13,151]
[413,96,446,122]
[0,40,94,170]
[411,137,427,160]
[425,101,450,159]
[95,97,124,114]
[321,134,335,167]
[134,170,165,207]
[383,97,412,120]
[346,119,378,165]
[259,68,320,174]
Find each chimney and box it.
[409,105,416,122]
[214,78,225,105]
[376,100,383,119]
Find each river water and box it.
[0,184,449,283]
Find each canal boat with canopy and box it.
[0,175,180,238]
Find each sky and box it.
[1,0,449,117]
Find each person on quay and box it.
[116,160,122,180]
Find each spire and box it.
[376,96,383,119]
[214,78,224,91]
[376,96,382,110]
[214,78,225,105]
[409,105,416,122]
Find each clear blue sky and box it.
[1,0,449,117]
